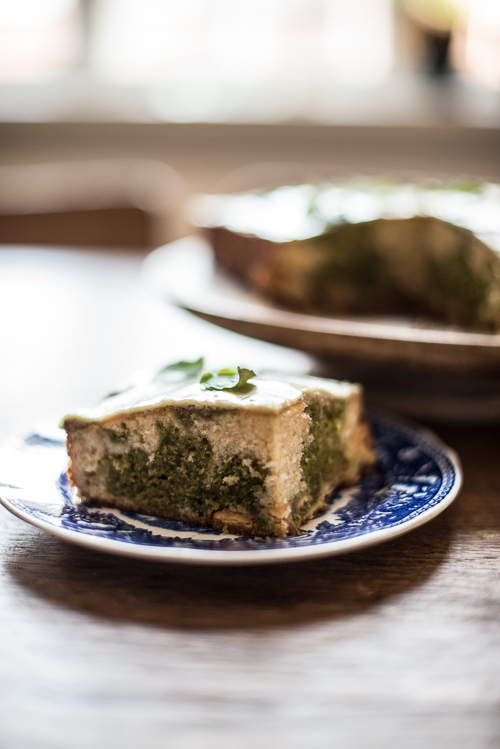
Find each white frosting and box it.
[61,372,358,425]
[194,180,500,244]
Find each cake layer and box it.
[195,179,500,331]
[61,363,375,537]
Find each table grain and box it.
[0,247,499,749]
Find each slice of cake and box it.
[195,179,500,331]
[61,360,375,538]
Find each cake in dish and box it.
[194,179,500,331]
[61,360,375,538]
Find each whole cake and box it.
[61,360,375,538]
[195,179,500,331]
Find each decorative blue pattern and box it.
[0,413,461,562]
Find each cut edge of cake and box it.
[196,180,500,332]
[62,369,376,538]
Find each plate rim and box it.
[0,412,462,565]
[142,236,500,352]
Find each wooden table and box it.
[0,247,499,749]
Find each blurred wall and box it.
[0,122,498,236]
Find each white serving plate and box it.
[143,236,500,375]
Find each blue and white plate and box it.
[0,413,461,565]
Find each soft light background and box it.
[0,0,498,441]
[0,0,499,124]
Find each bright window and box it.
[0,0,498,123]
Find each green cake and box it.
[61,360,375,538]
[196,178,500,331]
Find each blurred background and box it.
[0,0,499,125]
[0,0,498,231]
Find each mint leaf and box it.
[154,357,204,383]
[233,367,257,388]
[104,386,133,399]
[200,366,257,393]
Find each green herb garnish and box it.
[200,366,257,393]
[105,388,127,399]
[154,357,204,383]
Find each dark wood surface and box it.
[0,247,499,749]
